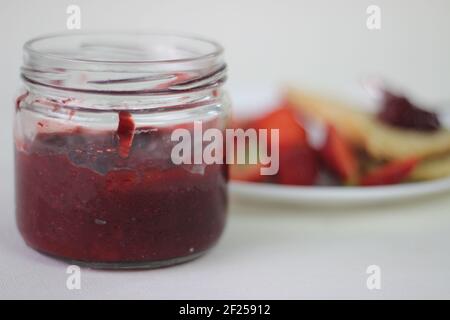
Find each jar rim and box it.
[23,31,224,65]
[21,31,226,95]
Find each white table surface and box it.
[1,183,450,299]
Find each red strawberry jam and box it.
[378,91,441,131]
[15,120,228,268]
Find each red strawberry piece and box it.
[320,125,359,184]
[249,105,306,147]
[277,144,318,186]
[360,158,419,186]
[232,103,312,184]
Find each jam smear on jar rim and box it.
[117,111,136,159]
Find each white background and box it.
[1,0,450,299]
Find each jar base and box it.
[35,249,208,270]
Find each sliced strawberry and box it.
[231,104,312,184]
[277,144,318,185]
[249,105,306,147]
[360,158,419,186]
[320,125,359,184]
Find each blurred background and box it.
[1,0,450,299]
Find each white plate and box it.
[230,178,450,206]
[229,84,450,206]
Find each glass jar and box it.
[15,32,229,269]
